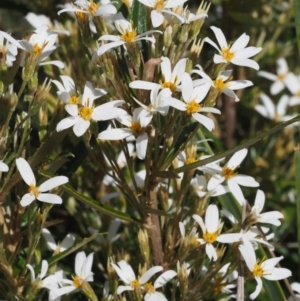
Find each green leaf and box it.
[295,148,300,264]
[174,116,300,173]
[39,170,143,225]
[132,0,146,34]
[294,0,300,58]
[164,122,199,168]
[47,232,101,266]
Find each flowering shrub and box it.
[0,1,299,301]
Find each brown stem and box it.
[145,179,164,266]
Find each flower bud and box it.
[138,228,150,263]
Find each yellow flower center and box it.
[252,263,263,277]
[72,275,83,288]
[277,74,286,81]
[186,158,196,164]
[119,22,137,43]
[203,231,218,243]
[70,95,78,104]
[28,185,39,197]
[222,167,237,179]
[145,282,156,293]
[296,90,300,97]
[88,2,99,15]
[221,47,234,62]
[123,0,131,8]
[131,279,140,289]
[213,78,229,91]
[186,100,201,115]
[154,0,165,10]
[130,122,145,135]
[33,44,43,56]
[79,107,93,121]
[75,11,86,21]
[160,75,178,93]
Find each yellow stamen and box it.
[221,47,234,61]
[130,122,145,134]
[145,282,156,293]
[29,185,39,197]
[70,95,78,104]
[296,90,300,97]
[121,28,137,43]
[72,275,83,288]
[33,44,42,56]
[203,231,218,243]
[213,78,229,91]
[131,279,140,289]
[75,11,86,20]
[79,107,93,121]
[252,264,264,277]
[186,158,196,164]
[186,100,201,115]
[222,166,237,179]
[88,2,99,15]
[277,74,286,81]
[154,0,165,10]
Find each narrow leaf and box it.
[295,147,300,265]
[174,116,300,173]
[294,0,300,58]
[132,0,146,34]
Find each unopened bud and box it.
[177,261,190,296]
[138,228,150,263]
[163,25,173,49]
[81,282,98,301]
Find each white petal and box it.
[151,10,164,28]
[73,119,90,137]
[75,251,86,276]
[37,193,63,204]
[203,37,221,52]
[20,194,36,207]
[234,175,259,187]
[97,41,125,56]
[154,270,177,288]
[207,175,225,191]
[65,104,78,116]
[140,266,163,284]
[230,33,249,52]
[205,205,219,233]
[231,58,260,70]
[112,260,136,283]
[206,243,218,261]
[228,179,245,205]
[0,161,9,172]
[98,128,133,140]
[181,73,193,102]
[130,80,159,90]
[277,94,289,116]
[117,285,134,294]
[56,116,79,132]
[217,233,241,243]
[192,113,215,131]
[136,133,148,160]
[82,253,94,280]
[60,234,75,251]
[258,71,277,81]
[26,264,35,282]
[210,26,227,49]
[192,214,206,233]
[40,260,48,279]
[253,189,265,212]
[239,238,256,271]
[226,148,248,169]
[263,268,291,281]
[259,94,275,118]
[16,158,36,186]
[42,228,57,251]
[250,277,262,300]
[39,176,68,192]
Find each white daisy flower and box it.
[137,0,188,27]
[56,81,127,137]
[96,16,161,56]
[239,238,291,300]
[144,270,177,301]
[206,148,259,205]
[193,205,241,261]
[249,189,284,226]
[165,72,220,131]
[193,68,253,102]
[129,56,187,93]
[26,260,62,291]
[16,158,69,207]
[254,93,295,122]
[204,26,262,70]
[98,107,150,160]
[0,30,25,68]
[53,251,94,297]
[42,228,75,254]
[52,76,80,105]
[258,58,290,95]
